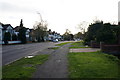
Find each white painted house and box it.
[1,23,21,44]
[26,28,30,42]
[2,24,14,41]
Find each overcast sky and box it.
[0,0,119,34]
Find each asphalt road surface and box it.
[2,42,56,65]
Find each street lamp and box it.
[36,11,47,27]
[36,12,43,22]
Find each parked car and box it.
[52,39,58,42]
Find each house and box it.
[47,29,62,41]
[14,26,31,42]
[14,19,31,42]
[2,23,14,41]
[26,28,31,42]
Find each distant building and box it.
[47,29,62,41]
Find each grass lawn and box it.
[56,42,72,46]
[2,54,49,79]
[68,51,120,78]
[70,41,90,49]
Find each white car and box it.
[53,39,58,42]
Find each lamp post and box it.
[36,12,44,26]
[37,12,43,22]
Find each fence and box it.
[100,42,120,55]
[90,40,100,48]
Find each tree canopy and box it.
[84,21,120,44]
[18,27,27,44]
[18,19,27,44]
[74,32,83,40]
[63,29,74,41]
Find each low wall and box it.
[1,41,21,44]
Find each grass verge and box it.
[56,42,72,46]
[69,41,89,48]
[2,54,49,79]
[68,51,120,78]
[48,47,59,50]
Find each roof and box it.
[14,26,21,32]
[14,26,30,32]
[29,29,33,32]
[2,24,13,30]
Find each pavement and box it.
[69,48,100,52]
[32,43,71,78]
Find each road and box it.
[2,42,57,65]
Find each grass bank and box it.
[68,51,120,78]
[2,54,49,79]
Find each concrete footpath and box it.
[70,48,100,53]
[32,43,71,78]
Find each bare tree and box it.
[33,21,48,42]
[77,21,89,34]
